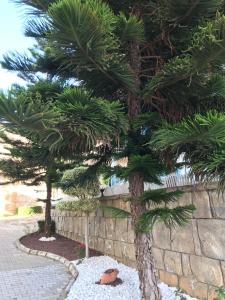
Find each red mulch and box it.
[20,232,102,261]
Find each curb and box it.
[15,239,79,299]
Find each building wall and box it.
[52,184,225,299]
[0,179,64,216]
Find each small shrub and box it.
[37,220,56,234]
[214,287,225,300]
[78,243,86,258]
[17,206,42,216]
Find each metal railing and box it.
[105,174,219,196]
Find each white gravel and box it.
[66,256,198,300]
[38,236,56,241]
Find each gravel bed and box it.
[20,232,101,261]
[66,256,198,300]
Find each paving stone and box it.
[0,217,71,300]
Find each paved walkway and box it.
[0,217,71,300]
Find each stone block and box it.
[209,190,225,218]
[152,247,164,270]
[120,242,136,261]
[159,270,178,286]
[89,237,95,249]
[193,190,212,218]
[100,217,107,238]
[94,216,100,237]
[120,199,131,213]
[192,219,202,256]
[171,223,195,254]
[219,261,225,282]
[94,216,105,238]
[73,217,78,233]
[114,240,123,258]
[64,218,69,232]
[152,223,171,250]
[97,237,105,253]
[115,218,128,242]
[69,217,74,232]
[164,251,182,275]
[179,276,208,299]
[190,255,223,286]
[105,218,115,240]
[57,217,62,231]
[96,207,103,217]
[181,254,192,277]
[179,192,192,206]
[198,219,225,260]
[208,286,218,300]
[105,239,114,256]
[127,218,135,243]
[125,243,136,261]
[125,259,137,268]
[88,216,95,237]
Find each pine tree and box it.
[0,82,78,237]
[3,0,225,299]
[152,111,225,190]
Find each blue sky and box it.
[0,0,35,90]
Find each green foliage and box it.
[137,204,195,233]
[3,4,225,295]
[143,56,193,99]
[0,86,127,153]
[214,287,225,300]
[57,199,99,213]
[119,155,166,184]
[139,189,184,205]
[116,13,145,44]
[17,206,43,216]
[100,205,131,218]
[48,0,135,91]
[37,220,56,234]
[152,111,225,152]
[52,87,128,151]
[191,13,225,69]
[58,167,100,213]
[60,167,99,198]
[152,111,225,190]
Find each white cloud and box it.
[0,69,26,91]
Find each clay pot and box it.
[99,268,119,285]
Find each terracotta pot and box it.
[100,268,119,285]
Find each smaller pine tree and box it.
[0,130,71,237]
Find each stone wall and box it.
[52,184,225,299]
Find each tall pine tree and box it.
[3,0,225,299]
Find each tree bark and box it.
[45,177,52,237]
[128,38,161,299]
[129,173,160,300]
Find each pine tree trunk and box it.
[84,212,89,258]
[129,173,160,300]
[127,36,161,298]
[45,178,52,237]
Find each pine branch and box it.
[100,205,131,218]
[139,189,183,205]
[137,204,196,232]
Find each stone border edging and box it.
[15,239,78,277]
[15,238,79,299]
